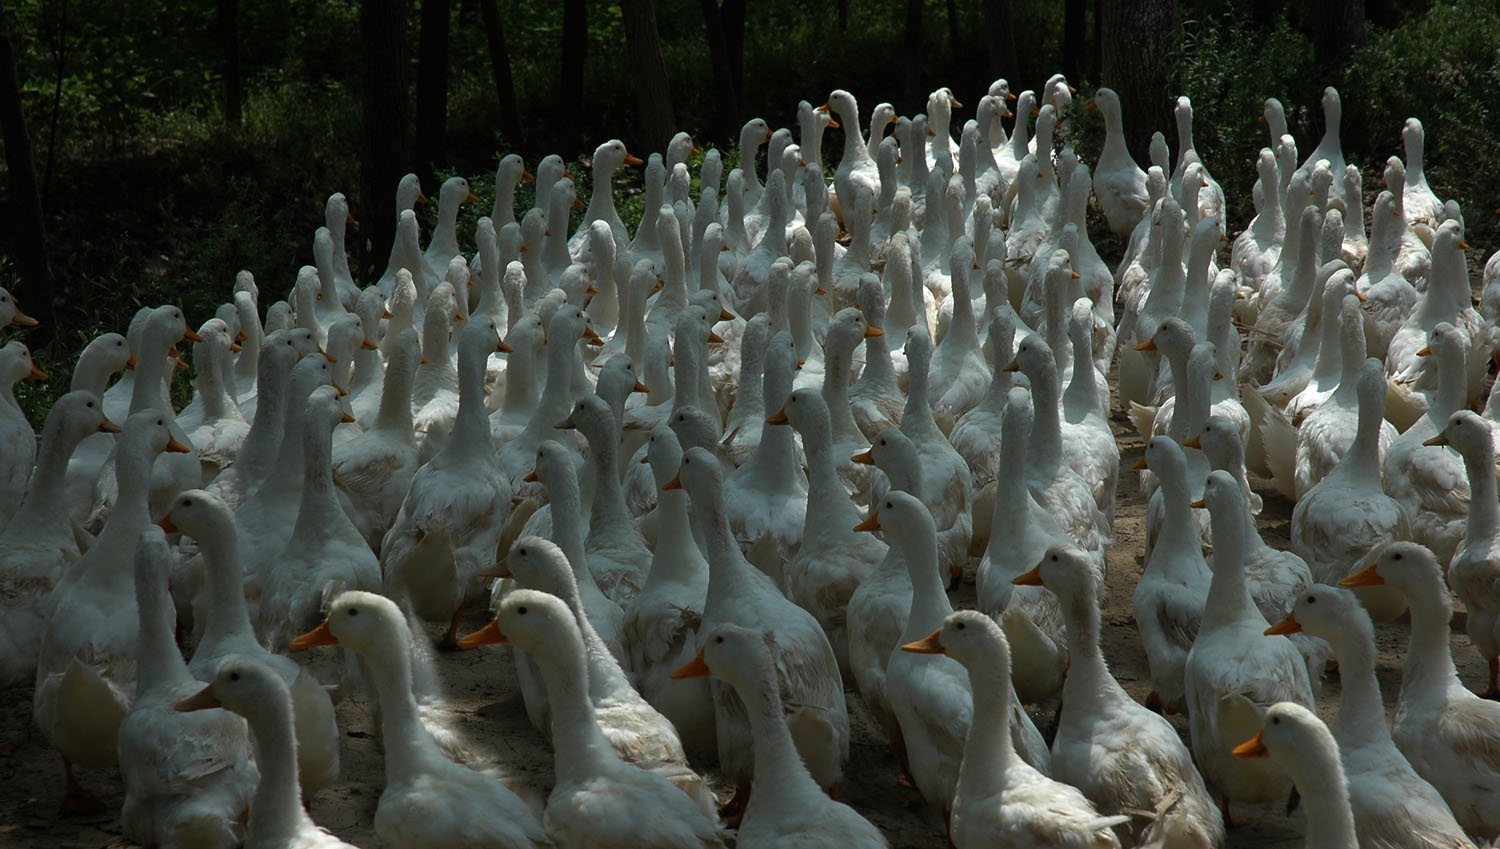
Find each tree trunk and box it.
[1091,0,1103,83]
[944,0,962,81]
[981,0,1017,88]
[0,6,56,340]
[1101,0,1178,165]
[559,0,587,157]
[479,0,525,153]
[359,0,411,281]
[414,0,451,183]
[1063,0,1085,84]
[698,0,740,144]
[836,0,848,30]
[618,0,676,154]
[903,0,924,114]
[1310,0,1365,67]
[721,0,745,109]
[218,0,241,125]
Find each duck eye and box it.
[183,499,192,507]
[955,621,965,630]
[1272,716,1280,725]
[1307,595,1315,604]
[715,635,724,644]
[86,401,93,408]
[519,548,528,556]
[517,605,528,615]
[1393,553,1402,560]
[229,672,240,682]
[348,608,358,616]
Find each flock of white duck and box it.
[3,72,1500,849]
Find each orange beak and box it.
[1340,562,1385,587]
[521,170,536,182]
[166,437,191,454]
[456,620,507,648]
[853,513,880,533]
[174,684,221,712]
[97,417,122,434]
[851,448,874,465]
[663,473,683,491]
[632,379,649,393]
[1182,435,1202,449]
[229,342,243,352]
[766,407,789,425]
[466,191,482,204]
[183,327,205,343]
[865,325,884,338]
[1232,729,1268,758]
[583,326,604,345]
[290,620,338,650]
[670,649,712,679]
[1131,458,1148,470]
[10,306,38,327]
[1135,338,1158,352]
[900,628,945,654]
[362,338,379,351]
[125,354,138,370]
[1012,565,1044,585]
[1264,613,1302,636]
[157,514,179,533]
[26,365,47,381]
[623,153,644,166]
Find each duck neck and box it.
[261,387,311,493]
[1062,328,1098,416]
[900,359,943,443]
[587,162,620,228]
[1058,586,1117,706]
[195,517,257,653]
[1341,388,1383,489]
[12,417,86,530]
[365,630,438,780]
[838,102,869,165]
[1463,440,1500,541]
[1203,502,1258,623]
[701,479,758,607]
[134,553,186,697]
[351,344,382,395]
[1025,363,1064,472]
[375,351,417,434]
[537,633,620,783]
[898,531,952,638]
[741,650,827,805]
[446,346,491,453]
[1156,464,1203,564]
[651,487,701,580]
[291,418,340,532]
[1402,578,1463,695]
[801,427,855,534]
[1326,627,1387,749]
[957,659,1016,800]
[234,362,289,483]
[130,337,171,416]
[244,694,314,848]
[744,421,797,492]
[1292,748,1358,849]
[585,423,631,530]
[547,470,605,598]
[499,339,540,420]
[821,339,864,447]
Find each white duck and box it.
[672,624,890,848]
[466,589,725,848]
[0,341,45,520]
[777,388,886,680]
[165,490,341,799]
[1400,118,1444,234]
[1185,470,1315,822]
[1381,323,1471,566]
[33,410,182,813]
[1018,543,1223,849]
[1291,358,1411,621]
[1265,585,1479,849]
[1231,703,1358,849]
[292,591,550,849]
[1134,435,1211,715]
[901,610,1126,849]
[673,446,848,809]
[863,490,974,825]
[560,394,651,606]
[0,392,115,687]
[382,318,512,646]
[176,657,363,849]
[1343,542,1500,842]
[624,426,714,755]
[258,386,381,650]
[1088,87,1149,244]
[117,527,257,849]
[1356,191,1420,359]
[421,175,481,289]
[333,328,421,550]
[899,325,974,578]
[1427,410,1500,700]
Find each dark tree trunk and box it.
[1064,0,1085,84]
[836,0,848,30]
[944,0,962,81]
[1101,0,1178,165]
[903,0,924,114]
[414,0,451,183]
[1091,0,1103,83]
[559,0,587,157]
[698,0,740,144]
[981,0,1017,88]
[479,0,525,153]
[1310,0,1365,67]
[721,0,745,103]
[619,0,677,154]
[0,7,56,340]
[359,0,410,281]
[218,0,241,125]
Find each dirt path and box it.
[2,407,1491,849]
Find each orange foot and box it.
[719,780,751,829]
[58,758,104,817]
[437,602,468,651]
